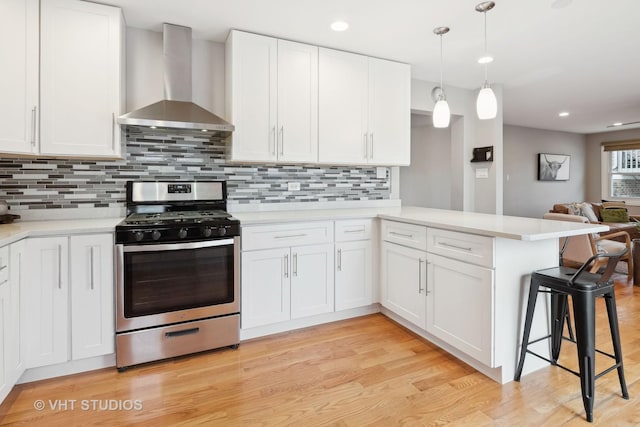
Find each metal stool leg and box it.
[572,291,597,423]
[551,291,568,363]
[515,277,540,381]
[603,290,629,399]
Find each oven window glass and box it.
[123,244,234,318]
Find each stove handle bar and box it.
[121,238,235,253]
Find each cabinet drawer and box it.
[427,228,494,268]
[0,246,8,284]
[242,221,334,251]
[335,219,372,242]
[381,220,427,251]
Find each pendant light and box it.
[432,26,450,128]
[475,1,497,120]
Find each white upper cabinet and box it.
[0,0,39,155]
[40,0,123,158]
[319,48,410,166]
[318,48,369,164]
[226,31,318,163]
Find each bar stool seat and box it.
[514,251,629,422]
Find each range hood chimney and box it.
[118,23,234,137]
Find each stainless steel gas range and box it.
[114,181,240,370]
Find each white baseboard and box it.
[17,354,116,384]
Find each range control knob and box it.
[218,227,227,237]
[133,231,144,242]
[178,228,188,239]
[151,230,162,241]
[202,227,213,238]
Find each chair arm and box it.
[595,230,631,246]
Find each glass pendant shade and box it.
[476,83,497,120]
[433,97,451,128]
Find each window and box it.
[602,140,640,200]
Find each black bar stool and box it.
[514,251,629,422]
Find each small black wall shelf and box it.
[471,146,494,162]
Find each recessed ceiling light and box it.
[558,112,570,117]
[330,21,349,32]
[150,126,157,129]
[201,129,208,132]
[612,122,623,126]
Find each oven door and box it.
[116,237,240,332]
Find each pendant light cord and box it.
[439,34,444,96]
[483,11,488,82]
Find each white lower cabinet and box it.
[0,246,11,401]
[426,253,495,366]
[25,236,69,368]
[8,241,27,390]
[25,233,114,369]
[381,241,427,329]
[241,248,290,329]
[70,234,114,360]
[335,240,372,311]
[241,243,334,329]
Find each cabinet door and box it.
[277,40,318,163]
[381,242,426,329]
[318,48,369,164]
[426,253,495,366]
[227,31,277,162]
[70,234,114,360]
[368,58,410,166]
[335,240,372,311]
[25,237,69,368]
[290,244,334,319]
[8,240,26,387]
[0,0,38,154]
[241,248,290,328]
[40,0,122,157]
[0,277,9,402]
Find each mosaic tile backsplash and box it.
[0,128,390,211]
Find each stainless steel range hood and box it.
[118,23,234,137]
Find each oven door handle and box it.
[121,238,235,253]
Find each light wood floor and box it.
[2,274,640,426]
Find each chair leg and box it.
[603,290,629,399]
[550,291,568,363]
[515,277,540,381]
[572,291,597,423]
[627,255,633,282]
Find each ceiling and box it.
[101,0,640,135]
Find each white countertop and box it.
[0,218,122,247]
[235,206,609,241]
[0,206,609,246]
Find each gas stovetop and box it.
[123,210,233,226]
[116,181,240,244]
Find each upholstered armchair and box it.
[543,213,633,280]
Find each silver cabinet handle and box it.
[439,242,473,252]
[111,112,116,150]
[344,228,364,234]
[89,246,95,290]
[293,253,298,277]
[418,259,425,293]
[390,231,414,239]
[369,132,374,159]
[279,126,284,156]
[337,248,342,271]
[274,233,307,239]
[271,126,276,155]
[31,106,37,146]
[57,244,62,289]
[0,264,6,272]
[363,133,368,159]
[284,254,289,278]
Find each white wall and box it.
[125,27,226,116]
[400,114,452,208]
[503,125,586,218]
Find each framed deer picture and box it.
[538,153,570,181]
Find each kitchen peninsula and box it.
[234,206,608,384]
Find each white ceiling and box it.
[101,0,640,135]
